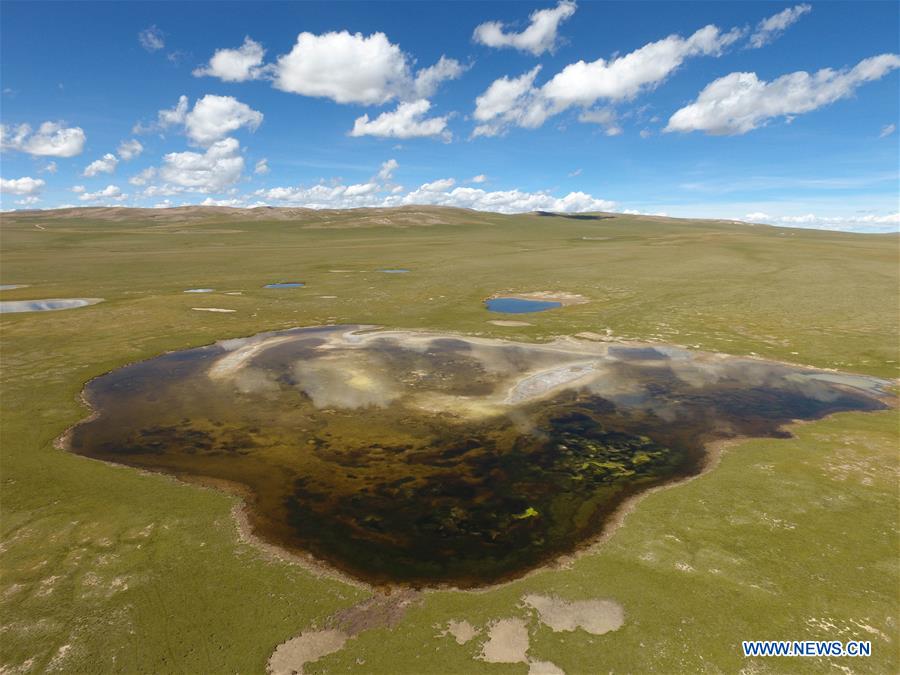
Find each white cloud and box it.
[136,95,263,146]
[749,4,811,49]
[470,174,487,183]
[254,158,269,175]
[272,30,461,106]
[413,56,467,98]
[377,158,398,180]
[201,197,245,207]
[578,108,622,135]
[389,183,614,213]
[742,211,899,233]
[15,196,40,206]
[133,95,188,134]
[542,25,741,107]
[159,95,188,127]
[666,54,900,135]
[139,25,165,52]
[193,37,267,82]
[472,24,741,135]
[158,137,245,192]
[256,159,613,214]
[473,1,577,56]
[185,95,263,146]
[83,153,119,177]
[568,168,582,177]
[639,128,652,138]
[71,185,85,194]
[117,139,143,160]
[1,121,86,157]
[129,167,157,186]
[273,31,410,104]
[79,184,127,202]
[879,123,896,138]
[0,176,45,195]
[350,99,451,140]
[472,66,543,136]
[41,161,58,174]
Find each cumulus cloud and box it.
[138,25,165,52]
[83,153,119,177]
[272,30,462,106]
[255,159,613,214]
[472,66,543,136]
[377,158,398,180]
[129,167,157,186]
[0,176,45,195]
[79,184,127,203]
[742,211,900,233]
[749,4,811,49]
[273,31,410,104]
[1,121,86,157]
[117,139,143,160]
[473,1,577,56]
[134,95,262,146]
[254,158,269,175]
[665,54,900,135]
[413,55,467,98]
[578,107,622,135]
[879,123,896,138]
[470,174,487,183]
[472,24,740,135]
[350,99,451,140]
[41,161,58,174]
[184,95,263,146]
[158,137,245,192]
[193,37,267,82]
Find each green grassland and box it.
[1,206,897,673]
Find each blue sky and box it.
[1,1,898,231]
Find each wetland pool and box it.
[486,297,563,313]
[1,298,102,313]
[67,326,889,587]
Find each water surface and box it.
[264,282,305,288]
[68,326,888,587]
[486,297,563,313]
[1,298,102,313]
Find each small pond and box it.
[486,297,563,313]
[264,282,305,288]
[1,298,103,313]
[184,288,215,293]
[379,269,410,274]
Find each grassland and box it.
[1,206,897,673]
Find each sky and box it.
[0,0,898,232]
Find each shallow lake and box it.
[67,326,889,587]
[264,282,305,288]
[1,298,102,313]
[486,297,563,313]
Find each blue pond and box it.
[264,282,305,288]
[485,297,563,313]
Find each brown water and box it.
[68,326,889,587]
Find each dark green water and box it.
[68,326,888,587]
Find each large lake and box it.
[67,326,889,587]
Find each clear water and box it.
[264,282,305,288]
[486,297,563,313]
[1,298,102,313]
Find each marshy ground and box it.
[1,206,897,673]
